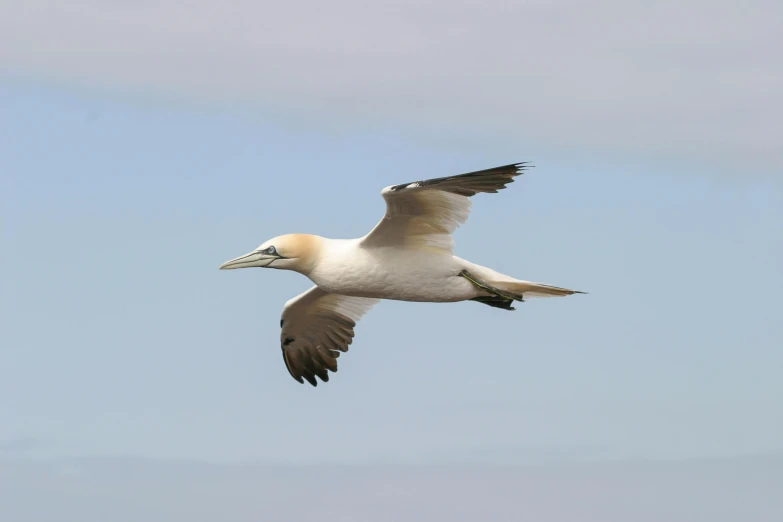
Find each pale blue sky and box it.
[2,1,783,519]
[4,81,782,465]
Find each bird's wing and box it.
[361,163,528,253]
[279,286,379,386]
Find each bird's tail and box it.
[490,280,586,299]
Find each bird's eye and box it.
[267,246,276,255]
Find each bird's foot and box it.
[459,269,525,302]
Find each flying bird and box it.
[220,163,584,386]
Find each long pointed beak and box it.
[219,250,274,270]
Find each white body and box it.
[308,238,501,302]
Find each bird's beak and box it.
[219,250,275,270]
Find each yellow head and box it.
[219,234,323,274]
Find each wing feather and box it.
[361,163,528,253]
[279,286,379,386]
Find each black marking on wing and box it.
[389,162,530,197]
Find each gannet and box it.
[221,163,584,386]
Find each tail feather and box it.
[491,280,586,299]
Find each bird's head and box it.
[219,234,322,274]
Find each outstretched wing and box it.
[361,163,528,253]
[279,286,379,386]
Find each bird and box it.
[220,163,584,386]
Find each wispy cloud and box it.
[1,1,780,171]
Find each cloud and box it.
[2,455,782,521]
[1,1,781,172]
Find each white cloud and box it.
[1,1,781,171]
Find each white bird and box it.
[220,163,584,386]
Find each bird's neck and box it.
[297,236,356,279]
